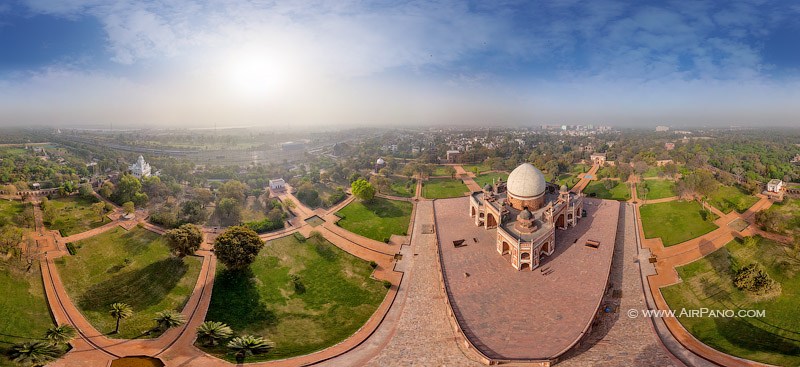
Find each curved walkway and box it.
[636,181,780,366]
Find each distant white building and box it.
[767,179,784,193]
[656,126,670,132]
[129,155,152,178]
[269,178,286,192]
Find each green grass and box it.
[642,166,660,178]
[422,178,469,199]
[637,180,677,200]
[544,173,580,189]
[56,227,202,338]
[46,196,110,236]
[463,163,491,174]
[473,172,508,188]
[583,180,631,201]
[381,177,415,198]
[0,199,33,228]
[662,236,800,366]
[431,165,456,177]
[570,163,590,173]
[336,197,412,242]
[202,234,387,362]
[707,185,759,214]
[759,198,800,237]
[640,200,719,246]
[0,264,55,366]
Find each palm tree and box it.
[109,302,133,334]
[44,324,77,345]
[153,310,186,331]
[10,341,62,366]
[226,335,274,363]
[196,321,233,346]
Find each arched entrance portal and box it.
[486,213,497,229]
[501,241,510,255]
[556,214,565,228]
[520,263,531,271]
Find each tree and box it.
[215,197,242,226]
[9,341,62,366]
[0,225,25,254]
[227,335,275,363]
[153,310,186,331]
[122,201,135,215]
[181,199,206,223]
[113,175,147,206]
[109,302,133,334]
[91,201,106,221]
[351,179,375,201]
[214,226,264,270]
[295,182,321,208]
[733,263,780,296]
[99,181,114,198]
[218,180,248,204]
[445,166,457,179]
[45,324,77,346]
[78,184,94,199]
[196,321,233,346]
[165,224,203,258]
[1,184,17,196]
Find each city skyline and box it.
[1,0,799,128]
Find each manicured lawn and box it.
[0,199,33,228]
[202,234,387,362]
[431,165,456,177]
[46,196,110,236]
[473,172,508,188]
[759,198,800,237]
[0,264,55,366]
[707,185,759,214]
[422,178,469,199]
[662,236,800,366]
[463,163,491,174]
[336,197,412,242]
[56,227,202,338]
[642,166,660,178]
[381,177,415,198]
[637,179,677,200]
[639,200,719,246]
[583,180,631,201]
[570,163,590,174]
[545,173,580,189]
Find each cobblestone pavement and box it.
[345,200,484,367]
[557,203,676,367]
[435,197,618,360]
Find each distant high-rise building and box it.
[655,126,669,132]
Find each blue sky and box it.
[1,0,799,128]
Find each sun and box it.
[222,47,289,100]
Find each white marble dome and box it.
[506,163,546,198]
[376,158,386,165]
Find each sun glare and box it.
[223,48,288,100]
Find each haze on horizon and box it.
[1,0,799,129]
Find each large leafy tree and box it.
[109,302,133,334]
[351,179,375,201]
[227,335,274,363]
[0,224,25,254]
[196,321,233,346]
[112,174,148,206]
[164,224,203,258]
[215,197,242,226]
[213,226,264,270]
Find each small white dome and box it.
[376,158,386,165]
[507,163,546,199]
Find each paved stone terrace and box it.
[557,203,676,367]
[434,197,619,360]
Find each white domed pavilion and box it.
[468,162,584,271]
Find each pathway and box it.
[635,181,780,366]
[570,164,600,194]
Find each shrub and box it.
[66,243,77,255]
[733,263,781,296]
[369,260,378,269]
[244,218,284,234]
[293,232,306,242]
[290,274,305,294]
